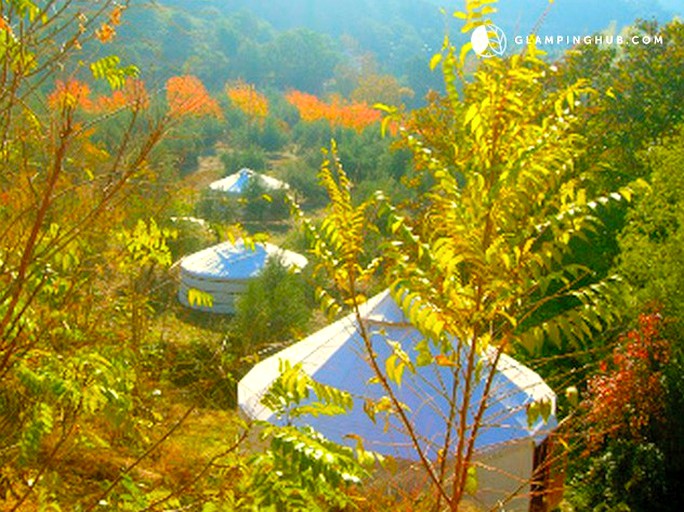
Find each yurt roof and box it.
[170,216,210,227]
[180,240,307,280]
[208,168,289,194]
[238,290,556,460]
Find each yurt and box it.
[209,168,289,195]
[238,290,560,511]
[178,240,307,314]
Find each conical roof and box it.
[209,168,289,194]
[238,290,556,460]
[180,240,307,280]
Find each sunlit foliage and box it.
[95,78,150,113]
[48,79,94,111]
[297,0,633,508]
[285,90,381,132]
[583,313,669,450]
[166,75,223,119]
[226,81,269,122]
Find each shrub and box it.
[230,258,312,353]
[567,440,668,511]
[220,146,268,174]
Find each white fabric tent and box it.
[209,168,289,194]
[178,240,307,314]
[238,290,557,510]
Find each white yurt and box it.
[178,240,307,314]
[238,290,560,511]
[209,168,289,195]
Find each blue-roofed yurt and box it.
[238,290,559,510]
[178,240,307,314]
[209,168,289,195]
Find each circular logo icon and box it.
[471,24,507,58]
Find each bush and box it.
[282,158,329,209]
[242,180,290,222]
[194,189,240,225]
[220,146,268,174]
[566,440,668,511]
[166,217,218,261]
[230,258,312,354]
[165,338,238,409]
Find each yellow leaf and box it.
[429,53,443,71]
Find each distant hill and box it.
[180,0,678,37]
[493,0,675,35]
[117,0,680,103]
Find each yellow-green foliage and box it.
[299,0,633,508]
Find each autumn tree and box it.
[0,1,224,508]
[605,126,684,511]
[166,74,223,119]
[351,72,415,107]
[226,80,269,123]
[298,0,630,509]
[567,313,672,511]
[286,89,381,132]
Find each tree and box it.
[226,80,269,123]
[567,313,672,511]
[351,71,415,107]
[618,126,684,325]
[608,127,684,511]
[297,1,629,508]
[166,75,223,119]
[265,28,339,93]
[557,20,684,191]
[231,258,312,354]
[0,2,224,508]
[285,89,382,132]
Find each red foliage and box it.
[48,79,94,112]
[166,75,222,119]
[95,79,149,113]
[285,90,381,132]
[583,312,670,451]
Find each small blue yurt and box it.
[178,240,307,314]
[238,290,558,510]
[209,168,289,195]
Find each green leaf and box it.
[8,0,44,23]
[415,339,433,366]
[565,386,579,407]
[527,401,540,428]
[90,55,139,90]
[465,465,478,495]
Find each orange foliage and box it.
[95,79,149,113]
[48,79,93,112]
[95,23,116,43]
[109,6,124,26]
[284,90,328,123]
[226,82,269,121]
[285,90,381,132]
[95,5,124,43]
[166,75,222,119]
